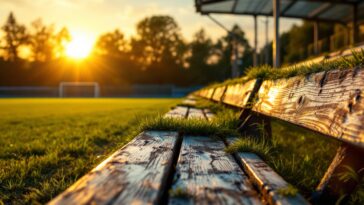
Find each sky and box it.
[0,0,301,51]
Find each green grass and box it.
[0,98,180,204]
[203,49,364,89]
[226,119,340,197]
[139,106,239,138]
[277,185,299,197]
[180,98,342,200]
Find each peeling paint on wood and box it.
[49,131,180,205]
[252,68,364,148]
[223,80,257,108]
[165,106,189,119]
[169,136,262,205]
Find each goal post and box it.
[59,82,100,98]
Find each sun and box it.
[65,33,94,59]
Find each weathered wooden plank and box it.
[187,108,206,120]
[315,144,364,201]
[211,86,226,102]
[203,109,215,121]
[253,68,364,148]
[223,80,257,108]
[49,131,180,205]
[182,99,196,106]
[238,153,309,205]
[169,136,262,205]
[225,138,308,205]
[198,89,209,98]
[206,88,215,99]
[165,106,189,119]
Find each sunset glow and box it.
[65,33,94,59]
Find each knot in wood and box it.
[297,95,305,105]
[354,89,361,103]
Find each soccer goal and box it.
[59,82,100,98]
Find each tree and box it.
[1,12,28,61]
[95,29,127,57]
[131,15,185,69]
[28,19,71,61]
[29,19,55,61]
[213,24,253,78]
[54,27,71,58]
[186,28,215,84]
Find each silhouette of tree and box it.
[1,12,28,61]
[131,15,185,69]
[29,19,55,61]
[213,24,253,78]
[29,19,71,61]
[186,28,214,84]
[95,29,127,57]
[54,27,71,58]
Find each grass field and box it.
[0,98,180,204]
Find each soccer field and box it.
[0,98,180,204]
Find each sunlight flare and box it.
[66,32,94,59]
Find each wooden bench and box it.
[49,93,310,205]
[49,68,364,204]
[195,67,364,203]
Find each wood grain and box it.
[169,136,262,205]
[225,138,308,205]
[195,89,205,98]
[165,106,189,119]
[206,88,215,99]
[211,86,226,102]
[316,144,364,200]
[223,80,257,108]
[252,68,364,148]
[187,108,206,120]
[49,131,180,205]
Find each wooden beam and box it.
[169,136,261,204]
[164,106,189,119]
[225,138,309,205]
[222,79,258,108]
[315,144,364,202]
[206,88,216,99]
[49,131,181,205]
[252,67,364,148]
[211,86,227,102]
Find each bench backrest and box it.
[195,68,364,149]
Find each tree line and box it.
[0,12,348,87]
[0,12,254,86]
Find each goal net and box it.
[59,82,100,98]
